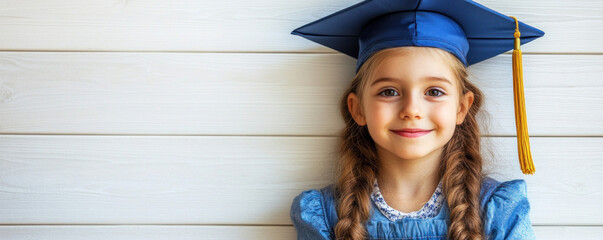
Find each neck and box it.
[376,146,442,198]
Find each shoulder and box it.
[480,176,528,209]
[480,176,535,240]
[290,185,336,239]
[290,185,336,214]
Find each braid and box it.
[333,132,376,240]
[334,60,380,240]
[440,67,485,240]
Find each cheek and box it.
[431,101,459,125]
[364,100,397,127]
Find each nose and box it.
[399,92,422,120]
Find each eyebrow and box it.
[370,76,453,86]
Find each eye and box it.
[426,88,445,97]
[379,89,399,97]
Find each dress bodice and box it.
[290,177,536,239]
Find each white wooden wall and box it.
[0,0,601,239]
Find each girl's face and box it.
[348,47,474,163]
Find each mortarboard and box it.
[291,0,544,174]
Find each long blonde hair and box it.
[333,47,484,240]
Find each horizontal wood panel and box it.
[0,225,601,240]
[0,135,601,225]
[0,53,601,136]
[0,226,295,240]
[0,0,600,52]
[534,226,603,239]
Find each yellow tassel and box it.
[510,16,535,174]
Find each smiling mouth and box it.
[391,129,433,138]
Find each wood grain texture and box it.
[0,0,600,52]
[0,135,601,225]
[0,0,599,237]
[0,53,601,136]
[534,226,603,239]
[0,225,601,240]
[0,226,296,240]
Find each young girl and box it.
[289,0,544,239]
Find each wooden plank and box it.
[0,0,600,52]
[0,53,601,136]
[534,226,603,239]
[0,226,296,240]
[0,225,600,240]
[0,135,600,225]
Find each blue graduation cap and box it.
[292,0,544,71]
[291,0,544,174]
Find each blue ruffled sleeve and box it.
[290,189,332,240]
[483,179,536,240]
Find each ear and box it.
[456,91,474,125]
[347,92,366,126]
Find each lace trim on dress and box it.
[370,179,445,221]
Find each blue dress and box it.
[290,177,535,239]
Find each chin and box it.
[391,149,429,161]
[392,144,445,160]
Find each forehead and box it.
[369,48,458,86]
